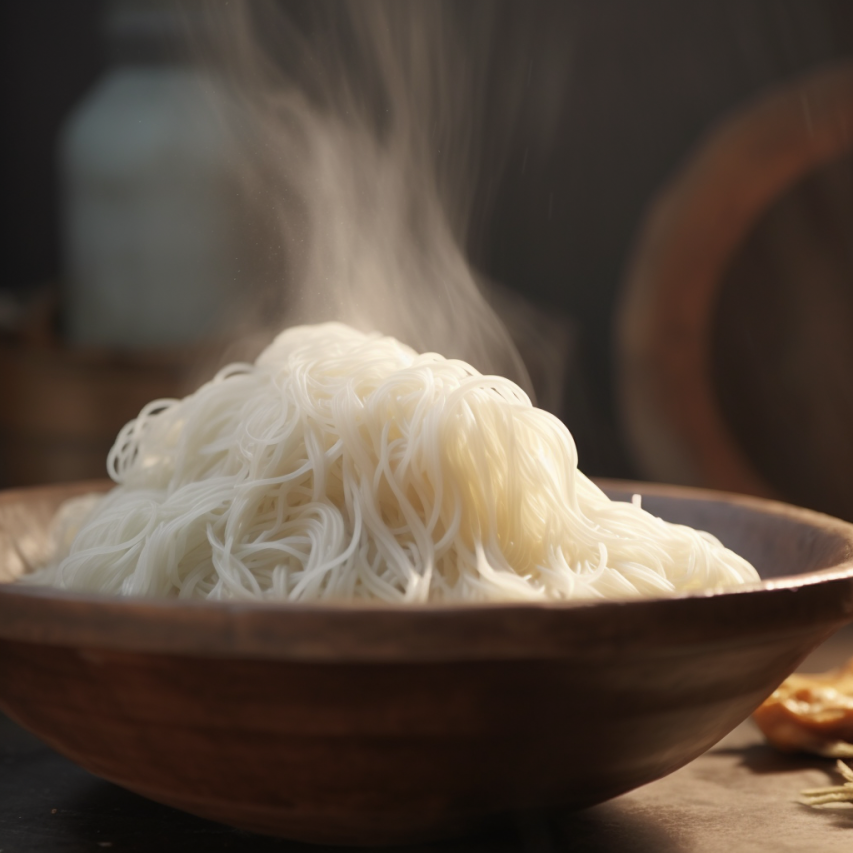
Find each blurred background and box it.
[2,0,853,520]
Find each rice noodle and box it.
[26,323,760,602]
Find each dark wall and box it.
[1,0,106,296]
[481,0,853,429]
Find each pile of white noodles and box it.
[27,323,759,602]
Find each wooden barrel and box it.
[617,61,853,520]
[0,341,198,488]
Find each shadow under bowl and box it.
[1,480,853,845]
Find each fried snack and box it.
[753,657,853,758]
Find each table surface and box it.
[3,625,852,853]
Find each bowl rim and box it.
[2,479,853,662]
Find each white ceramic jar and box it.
[60,0,242,349]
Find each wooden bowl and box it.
[1,480,853,845]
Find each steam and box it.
[186,0,540,391]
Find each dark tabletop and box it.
[3,625,853,853]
